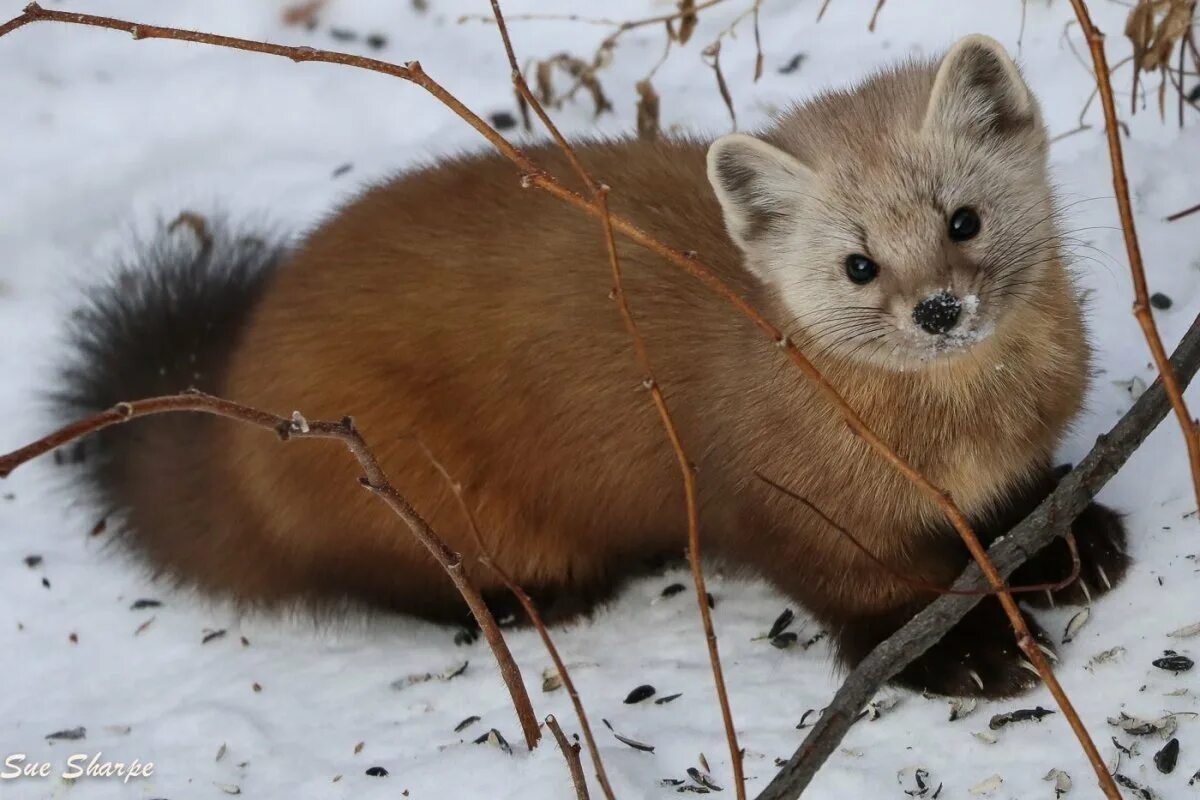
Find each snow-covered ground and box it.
[1,0,1199,797]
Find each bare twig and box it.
[420,442,616,800]
[1167,200,1200,221]
[756,311,1200,800]
[547,715,592,800]
[0,3,1106,792]
[1068,0,1200,518]
[868,0,888,32]
[754,472,1083,599]
[488,2,745,794]
[0,392,542,750]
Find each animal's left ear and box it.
[923,35,1040,140]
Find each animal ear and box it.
[706,133,815,252]
[923,35,1040,140]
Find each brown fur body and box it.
[64,42,1129,697]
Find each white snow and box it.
[1,1,1199,798]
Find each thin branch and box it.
[547,715,592,800]
[489,2,745,794]
[754,472,1083,598]
[1167,200,1200,221]
[756,311,1200,800]
[868,0,888,32]
[419,442,616,800]
[0,392,542,751]
[1067,0,1200,513]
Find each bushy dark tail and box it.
[53,216,289,583]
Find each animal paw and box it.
[1013,500,1129,608]
[890,601,1056,699]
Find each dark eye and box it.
[948,207,981,242]
[844,254,879,285]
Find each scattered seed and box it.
[770,632,798,649]
[972,731,998,745]
[484,729,511,754]
[655,693,682,705]
[660,583,686,598]
[365,766,389,777]
[1152,652,1194,673]
[489,111,517,131]
[698,753,710,773]
[1114,773,1156,799]
[796,709,818,729]
[1168,621,1200,638]
[43,577,51,589]
[202,629,227,644]
[1150,292,1172,310]
[802,631,827,649]
[240,636,250,647]
[443,661,469,680]
[1086,646,1125,670]
[364,33,387,49]
[898,766,934,797]
[216,742,227,762]
[989,706,1055,729]
[968,774,1003,795]
[767,609,795,639]
[1062,608,1090,643]
[67,631,76,643]
[1108,712,1177,738]
[45,727,86,741]
[353,741,364,755]
[859,695,899,722]
[948,697,977,722]
[1153,737,1179,773]
[1112,737,1137,757]
[685,767,721,791]
[215,783,241,795]
[23,555,42,568]
[1190,768,1200,786]
[777,53,806,75]
[134,617,155,636]
[602,719,654,753]
[102,725,131,736]
[331,163,352,178]
[454,716,480,733]
[624,684,656,704]
[129,598,161,610]
[328,27,357,41]
[542,667,563,693]
[660,778,685,787]
[90,517,107,536]
[1043,768,1071,797]
[706,592,715,609]
[453,627,478,646]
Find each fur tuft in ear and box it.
[706,133,815,252]
[923,35,1039,140]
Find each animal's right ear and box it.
[706,134,814,253]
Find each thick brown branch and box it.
[1067,0,1200,513]
[0,392,542,751]
[756,311,1200,800]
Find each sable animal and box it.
[58,36,1128,697]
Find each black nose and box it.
[912,292,962,335]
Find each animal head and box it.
[707,35,1057,370]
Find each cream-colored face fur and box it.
[708,35,1057,371]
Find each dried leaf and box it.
[989,706,1055,729]
[948,697,977,722]
[636,79,660,141]
[1115,773,1157,799]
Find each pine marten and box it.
[57,36,1128,698]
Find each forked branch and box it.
[0,392,542,751]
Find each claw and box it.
[1097,565,1112,591]
[968,669,984,692]
[1044,588,1056,608]
[1080,579,1092,605]
[1037,643,1059,663]
[1018,659,1041,678]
